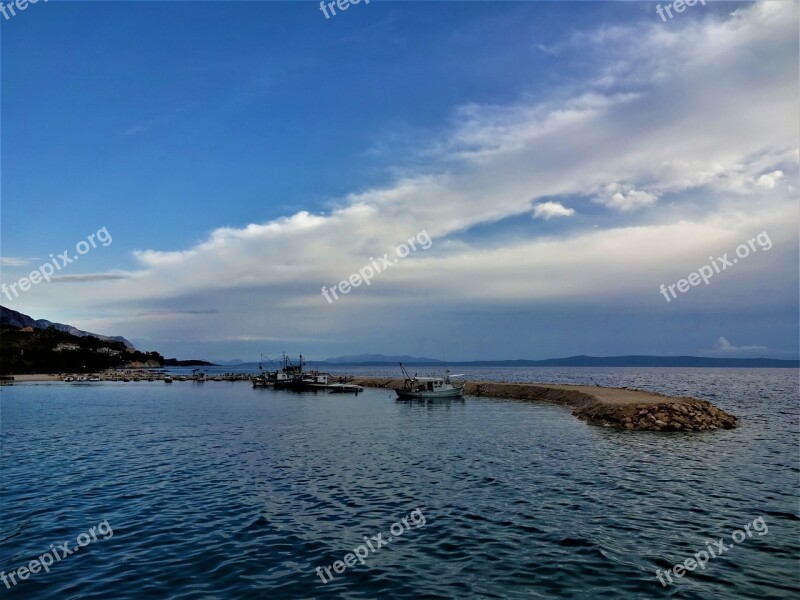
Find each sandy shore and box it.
[3,374,62,382]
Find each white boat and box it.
[395,363,465,400]
[328,383,363,394]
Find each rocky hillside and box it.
[0,306,135,349]
[1,319,162,374]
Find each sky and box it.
[1,1,798,362]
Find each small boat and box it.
[88,376,102,382]
[63,376,75,382]
[328,383,363,394]
[395,363,464,400]
[164,376,173,383]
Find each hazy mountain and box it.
[320,352,797,368]
[323,354,445,365]
[0,305,135,349]
[446,355,799,368]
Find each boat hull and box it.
[395,387,464,400]
[328,384,363,394]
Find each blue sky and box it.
[1,1,798,361]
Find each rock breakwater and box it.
[346,377,738,431]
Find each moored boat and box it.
[328,383,363,394]
[395,363,465,400]
[257,353,331,391]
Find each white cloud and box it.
[124,126,147,136]
[532,201,576,220]
[593,183,660,212]
[713,337,767,353]
[0,257,38,267]
[14,2,798,351]
[754,170,785,189]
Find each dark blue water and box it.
[1,368,798,599]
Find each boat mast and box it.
[399,362,413,383]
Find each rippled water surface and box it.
[1,368,798,599]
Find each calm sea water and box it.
[1,368,798,599]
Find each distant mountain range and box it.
[315,353,798,368]
[3,309,795,369]
[323,354,443,365]
[1,306,135,349]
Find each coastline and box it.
[4,372,738,431]
[3,374,62,382]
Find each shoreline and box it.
[4,373,738,431]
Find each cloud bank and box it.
[8,2,798,359]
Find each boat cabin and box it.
[412,377,445,392]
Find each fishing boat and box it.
[269,353,304,389]
[395,363,465,400]
[255,353,332,391]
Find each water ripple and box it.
[0,369,797,599]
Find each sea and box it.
[1,367,798,599]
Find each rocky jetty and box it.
[570,398,737,431]
[346,377,738,432]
